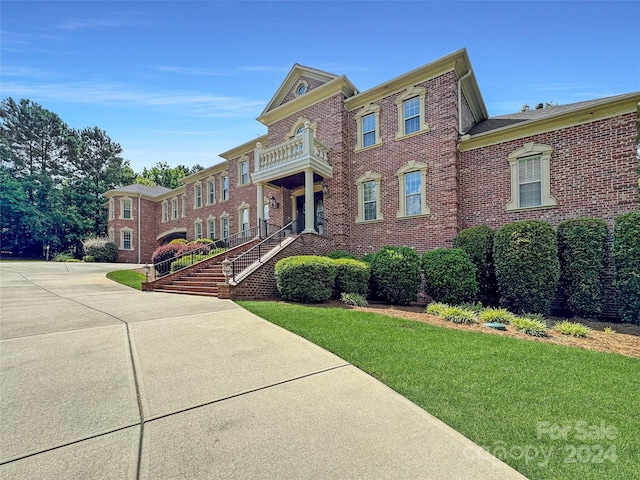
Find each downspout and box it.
[137,194,141,264]
[458,69,473,135]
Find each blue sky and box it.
[2,1,639,173]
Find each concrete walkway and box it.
[0,262,526,479]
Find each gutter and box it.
[458,69,473,135]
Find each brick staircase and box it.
[153,262,227,296]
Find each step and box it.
[160,285,219,294]
[153,289,219,297]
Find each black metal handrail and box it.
[152,224,262,280]
[230,221,297,281]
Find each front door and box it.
[295,192,324,233]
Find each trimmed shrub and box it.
[83,255,95,263]
[370,246,422,305]
[494,220,560,315]
[360,253,376,263]
[340,293,369,307]
[82,236,118,263]
[453,225,499,306]
[426,302,450,317]
[421,248,478,304]
[169,238,188,244]
[332,258,370,297]
[557,218,608,318]
[554,320,591,338]
[510,316,548,337]
[326,250,358,260]
[613,212,640,324]
[275,256,336,303]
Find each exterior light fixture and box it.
[221,257,232,284]
[269,195,279,209]
[142,263,150,282]
[322,182,329,197]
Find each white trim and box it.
[395,86,430,140]
[396,161,430,218]
[506,142,556,211]
[355,171,384,223]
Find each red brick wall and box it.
[459,113,639,230]
[346,71,461,257]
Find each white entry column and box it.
[256,182,264,236]
[303,168,315,233]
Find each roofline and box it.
[219,133,269,160]
[257,75,358,126]
[102,187,173,201]
[344,48,488,121]
[459,92,640,151]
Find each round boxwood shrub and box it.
[275,255,336,303]
[332,258,370,297]
[370,246,421,305]
[557,218,608,318]
[453,225,498,306]
[613,211,640,324]
[421,248,478,305]
[82,236,118,263]
[493,220,560,315]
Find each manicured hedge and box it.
[493,220,560,314]
[275,256,336,303]
[326,250,358,260]
[422,248,478,305]
[557,218,608,318]
[370,246,421,305]
[82,236,117,263]
[453,225,498,306]
[332,258,370,297]
[613,211,640,324]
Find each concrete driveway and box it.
[0,261,526,479]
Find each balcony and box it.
[252,122,333,185]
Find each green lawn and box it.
[238,301,639,480]
[106,269,146,290]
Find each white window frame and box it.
[119,197,133,220]
[220,213,230,239]
[162,200,168,222]
[238,202,251,238]
[206,215,216,239]
[238,157,250,186]
[172,197,179,219]
[181,194,187,217]
[108,199,115,220]
[396,161,430,218]
[355,171,383,223]
[194,218,203,240]
[221,174,229,201]
[354,104,382,152]
[506,142,556,211]
[395,86,429,139]
[194,182,203,209]
[120,228,133,251]
[108,227,115,243]
[207,179,216,205]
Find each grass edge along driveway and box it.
[238,301,639,480]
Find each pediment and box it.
[261,64,340,116]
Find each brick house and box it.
[104,48,639,298]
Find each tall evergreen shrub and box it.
[332,258,370,297]
[421,248,478,304]
[453,225,498,306]
[613,212,640,324]
[493,220,560,314]
[557,218,608,318]
[370,246,421,305]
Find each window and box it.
[120,198,132,220]
[172,198,178,219]
[207,180,215,205]
[241,161,249,185]
[162,201,168,222]
[108,228,115,243]
[194,220,203,240]
[355,171,383,223]
[396,161,430,218]
[108,199,114,220]
[120,229,133,250]
[294,80,308,97]
[207,217,216,239]
[395,86,429,139]
[403,98,420,135]
[221,215,229,239]
[181,195,187,217]
[238,203,250,238]
[194,183,202,208]
[507,142,556,211]
[354,104,381,151]
[222,176,229,201]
